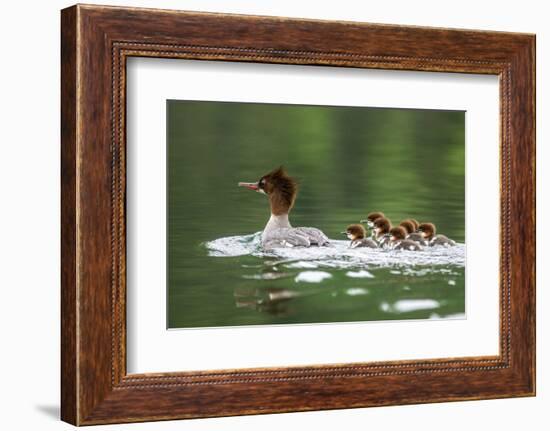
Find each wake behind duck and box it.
[204,231,465,269]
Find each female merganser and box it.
[342,224,378,248]
[238,167,330,250]
[418,222,456,247]
[399,220,428,246]
[360,211,385,228]
[389,226,422,251]
[372,216,392,247]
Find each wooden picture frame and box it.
[61,4,535,425]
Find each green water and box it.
[167,100,465,329]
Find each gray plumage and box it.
[350,238,378,249]
[429,235,456,247]
[407,232,429,246]
[262,226,330,250]
[377,233,392,248]
[393,239,422,251]
[238,168,330,251]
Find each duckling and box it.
[408,219,420,231]
[399,220,428,246]
[360,212,385,228]
[418,222,456,247]
[372,216,392,247]
[342,224,378,249]
[389,226,422,251]
[399,220,416,234]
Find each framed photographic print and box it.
[61,4,535,425]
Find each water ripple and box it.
[204,232,465,270]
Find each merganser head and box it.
[409,219,420,231]
[373,216,391,236]
[238,166,298,215]
[360,211,385,227]
[342,224,366,241]
[399,220,416,235]
[390,226,407,241]
[418,222,436,239]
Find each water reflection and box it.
[219,235,466,322]
[234,286,315,316]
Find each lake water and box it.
[167,101,465,328]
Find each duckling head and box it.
[342,224,366,241]
[373,217,391,235]
[390,226,407,241]
[399,220,416,235]
[418,222,436,239]
[360,211,385,227]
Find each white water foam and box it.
[204,232,465,270]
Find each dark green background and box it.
[167,100,465,329]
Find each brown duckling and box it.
[399,219,428,246]
[389,226,422,251]
[399,220,416,234]
[418,222,456,247]
[342,224,378,249]
[408,219,420,231]
[372,216,392,247]
[360,211,385,228]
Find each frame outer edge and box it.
[503,35,536,395]
[531,34,536,396]
[527,35,536,395]
[61,4,536,425]
[61,4,79,426]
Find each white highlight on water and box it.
[345,270,375,279]
[380,299,440,313]
[294,271,332,283]
[346,287,370,296]
[429,312,466,320]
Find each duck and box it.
[372,216,392,248]
[342,224,378,248]
[418,222,456,247]
[360,211,385,228]
[399,219,428,246]
[238,166,330,250]
[389,226,422,251]
[408,218,420,231]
